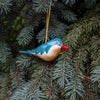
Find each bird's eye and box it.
[56,41,59,44]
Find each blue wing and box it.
[19,42,52,55]
[33,43,52,54]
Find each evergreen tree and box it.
[0,0,100,100]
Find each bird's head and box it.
[47,38,69,50]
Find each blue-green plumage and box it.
[19,38,63,55]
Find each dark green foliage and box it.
[65,78,84,100]
[53,54,74,88]
[0,42,12,63]
[32,0,51,13]
[10,81,47,100]
[82,0,97,9]
[17,26,34,46]
[16,55,32,68]
[37,23,67,43]
[0,74,8,99]
[0,0,12,14]
[91,66,100,87]
[63,0,76,6]
[0,0,100,99]
[61,10,77,22]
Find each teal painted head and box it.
[46,38,63,47]
[46,38,68,49]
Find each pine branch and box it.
[91,66,100,86]
[46,79,53,100]
[63,0,76,6]
[10,65,25,91]
[10,65,49,99]
[64,77,84,100]
[90,36,100,61]
[17,26,34,46]
[53,52,73,88]
[31,65,49,89]
[32,0,52,13]
[61,10,77,22]
[0,42,12,63]
[0,74,9,99]
[63,16,100,49]
[16,55,32,68]
[9,81,46,100]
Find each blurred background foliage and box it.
[0,0,100,100]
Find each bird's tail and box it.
[19,50,34,54]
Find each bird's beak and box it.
[61,44,69,50]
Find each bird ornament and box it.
[19,38,68,61]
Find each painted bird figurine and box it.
[19,38,68,61]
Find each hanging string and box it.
[45,1,52,43]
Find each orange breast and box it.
[43,54,55,61]
[53,48,61,55]
[43,48,61,61]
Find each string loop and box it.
[45,1,52,43]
